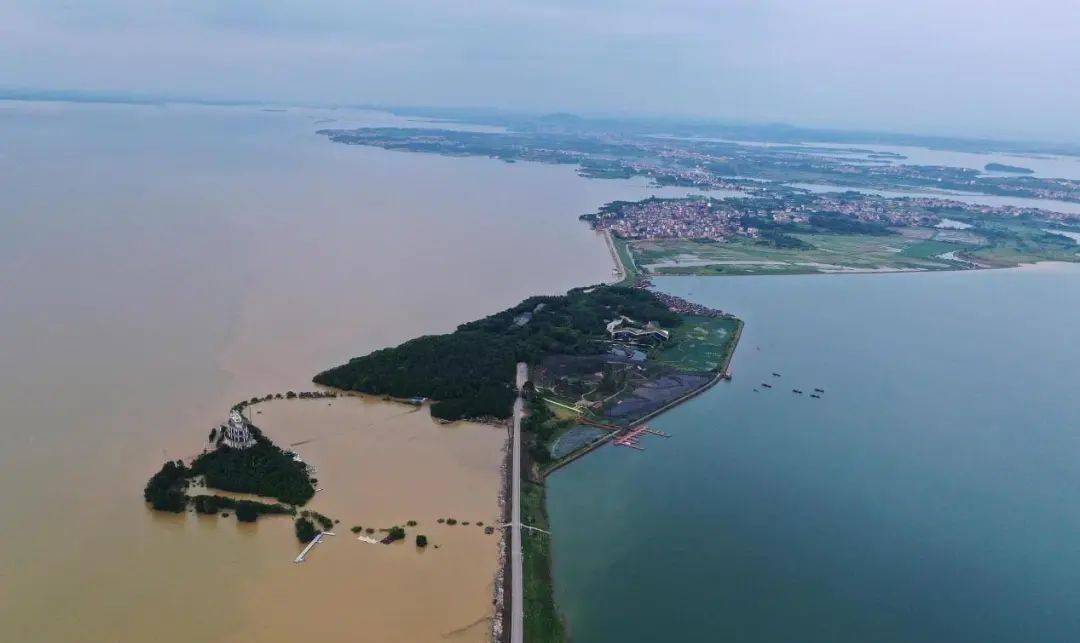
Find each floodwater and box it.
[236,396,506,643]
[0,100,692,642]
[549,264,1080,643]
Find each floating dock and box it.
[613,424,667,451]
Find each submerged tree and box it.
[295,517,318,543]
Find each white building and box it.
[223,409,256,449]
[606,316,670,343]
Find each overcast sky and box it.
[3,1,1078,141]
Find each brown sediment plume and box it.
[221,396,504,643]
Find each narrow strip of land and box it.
[510,361,527,643]
[603,230,628,284]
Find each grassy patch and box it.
[654,315,741,372]
[629,233,964,275]
[627,223,1080,276]
[612,236,640,285]
[522,482,565,643]
[899,239,964,259]
[545,399,582,422]
[966,224,1080,267]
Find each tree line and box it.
[190,428,315,506]
[144,422,316,516]
[313,286,681,421]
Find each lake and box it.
[0,100,700,642]
[549,264,1080,643]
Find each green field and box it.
[627,224,1080,277]
[544,398,582,421]
[966,223,1080,267]
[898,239,965,260]
[612,235,641,285]
[631,232,965,276]
[655,315,742,372]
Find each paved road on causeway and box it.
[510,362,527,643]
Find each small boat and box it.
[814,388,824,393]
[753,389,759,393]
[792,389,803,394]
[772,372,781,377]
[810,394,821,399]
[762,383,773,389]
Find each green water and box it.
[548,265,1080,642]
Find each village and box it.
[584,191,1079,243]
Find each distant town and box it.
[319,126,1080,204]
[581,192,1079,243]
[319,124,1080,277]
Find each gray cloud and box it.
[2,1,1077,141]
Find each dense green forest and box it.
[144,460,191,512]
[295,517,318,543]
[755,228,814,249]
[808,213,894,236]
[313,285,680,420]
[190,426,315,506]
[144,422,316,515]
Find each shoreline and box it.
[494,422,513,643]
[540,317,743,477]
[527,236,746,642]
[539,226,1073,640]
[646,259,1066,279]
[605,226,1080,281]
[602,230,629,284]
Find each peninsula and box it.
[311,284,743,643]
[314,284,740,435]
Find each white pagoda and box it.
[223,409,256,449]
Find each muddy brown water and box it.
[0,100,698,641]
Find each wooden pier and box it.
[294,531,334,563]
